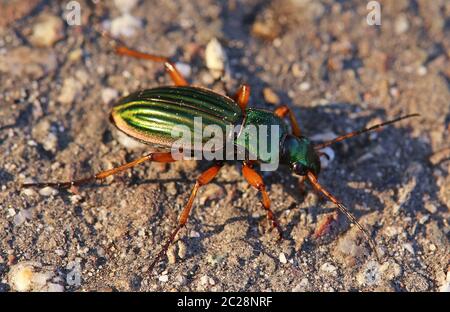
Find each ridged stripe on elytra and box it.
[116,86,241,122]
[111,86,244,147]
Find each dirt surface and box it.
[0,0,449,292]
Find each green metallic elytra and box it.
[111,86,242,147]
[111,85,321,174]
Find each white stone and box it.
[114,0,139,13]
[105,14,142,38]
[298,81,311,91]
[101,88,119,105]
[320,262,337,276]
[205,38,228,79]
[279,252,287,264]
[8,262,64,292]
[39,186,58,197]
[403,243,415,255]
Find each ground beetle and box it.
[23,33,419,269]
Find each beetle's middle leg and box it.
[149,162,223,271]
[242,162,283,239]
[233,83,251,112]
[22,152,177,189]
[274,105,302,137]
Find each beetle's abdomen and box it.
[111,86,243,147]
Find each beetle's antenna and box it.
[307,171,381,261]
[314,114,419,150]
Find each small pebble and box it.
[29,14,64,47]
[165,182,178,196]
[21,188,37,197]
[167,246,177,264]
[13,209,32,226]
[8,262,64,292]
[176,274,187,286]
[58,77,83,104]
[291,63,304,78]
[279,252,287,264]
[263,87,280,105]
[114,0,139,13]
[298,81,311,91]
[101,88,119,105]
[320,263,337,276]
[380,261,402,280]
[7,210,17,220]
[189,230,200,238]
[394,15,409,35]
[417,66,427,76]
[292,278,309,292]
[200,275,209,285]
[39,186,58,197]
[205,38,227,79]
[158,274,169,283]
[424,201,437,214]
[178,241,187,259]
[403,243,415,255]
[357,260,380,286]
[106,13,142,38]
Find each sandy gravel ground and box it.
[0,0,449,291]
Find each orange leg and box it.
[274,105,301,137]
[114,45,188,86]
[233,83,251,112]
[149,162,223,271]
[22,152,176,189]
[242,162,282,239]
[306,171,380,260]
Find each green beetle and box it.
[24,37,418,269]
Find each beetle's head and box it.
[281,135,321,176]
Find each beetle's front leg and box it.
[274,105,302,137]
[241,162,283,239]
[149,162,223,271]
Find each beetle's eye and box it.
[292,162,308,176]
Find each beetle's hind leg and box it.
[101,32,188,86]
[22,152,177,189]
[242,162,283,239]
[149,162,223,271]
